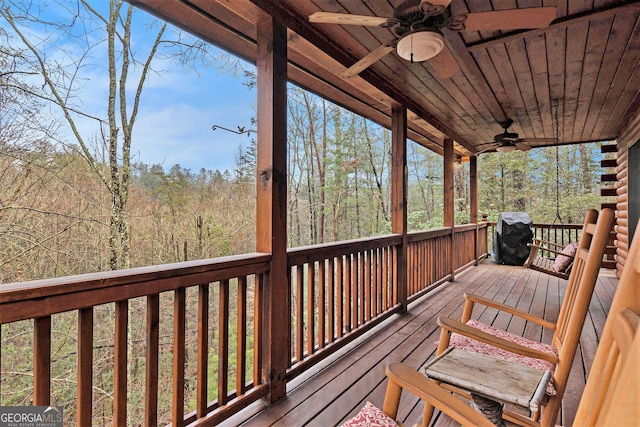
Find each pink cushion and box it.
[340,401,397,427]
[552,242,579,273]
[449,319,558,395]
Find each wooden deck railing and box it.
[286,235,402,379]
[407,224,488,302]
[0,254,271,426]
[0,223,489,426]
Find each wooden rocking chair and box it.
[423,207,615,427]
[523,209,597,279]
[382,306,640,426]
[344,218,638,427]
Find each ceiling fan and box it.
[477,119,558,154]
[309,0,556,79]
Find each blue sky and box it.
[109,9,258,174]
[3,2,257,174]
[130,62,257,173]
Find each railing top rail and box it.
[408,227,452,241]
[408,223,488,242]
[0,252,271,304]
[487,222,583,230]
[287,234,402,265]
[454,223,485,232]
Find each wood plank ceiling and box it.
[129,0,640,157]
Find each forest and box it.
[0,1,606,424]
[0,105,605,283]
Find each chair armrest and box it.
[437,317,559,364]
[384,363,495,427]
[524,244,540,267]
[463,293,556,330]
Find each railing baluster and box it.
[172,288,186,427]
[254,273,263,381]
[77,307,93,425]
[365,250,371,322]
[373,248,380,316]
[33,316,51,406]
[307,262,315,356]
[218,280,229,406]
[359,251,365,324]
[114,300,128,426]
[382,246,388,311]
[197,284,209,417]
[327,257,335,344]
[345,255,352,332]
[349,254,357,330]
[337,256,344,338]
[393,245,399,305]
[296,266,304,361]
[237,276,247,395]
[318,260,325,349]
[145,294,159,427]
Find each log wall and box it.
[614,109,640,277]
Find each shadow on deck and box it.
[223,261,618,427]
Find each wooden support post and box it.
[391,105,408,312]
[470,156,479,264]
[256,14,288,403]
[470,156,478,224]
[444,138,455,280]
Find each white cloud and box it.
[132,100,255,172]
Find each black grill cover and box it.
[492,212,533,266]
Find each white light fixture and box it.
[396,31,444,63]
[496,145,516,153]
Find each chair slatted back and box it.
[541,208,614,426]
[573,221,640,426]
[553,210,608,348]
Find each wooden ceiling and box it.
[129,0,640,157]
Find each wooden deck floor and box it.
[222,261,618,427]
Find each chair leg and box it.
[382,375,402,420]
[422,401,436,427]
[461,299,475,323]
[436,328,451,356]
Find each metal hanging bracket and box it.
[211,124,257,137]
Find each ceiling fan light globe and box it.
[496,145,516,153]
[396,31,444,62]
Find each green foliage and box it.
[478,143,604,223]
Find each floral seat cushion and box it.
[448,319,558,395]
[340,401,397,427]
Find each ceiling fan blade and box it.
[520,138,558,144]
[515,142,532,151]
[309,12,391,27]
[475,144,498,154]
[449,7,556,31]
[429,44,460,79]
[341,44,395,79]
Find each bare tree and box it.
[1,0,213,269]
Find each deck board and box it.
[223,262,617,427]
